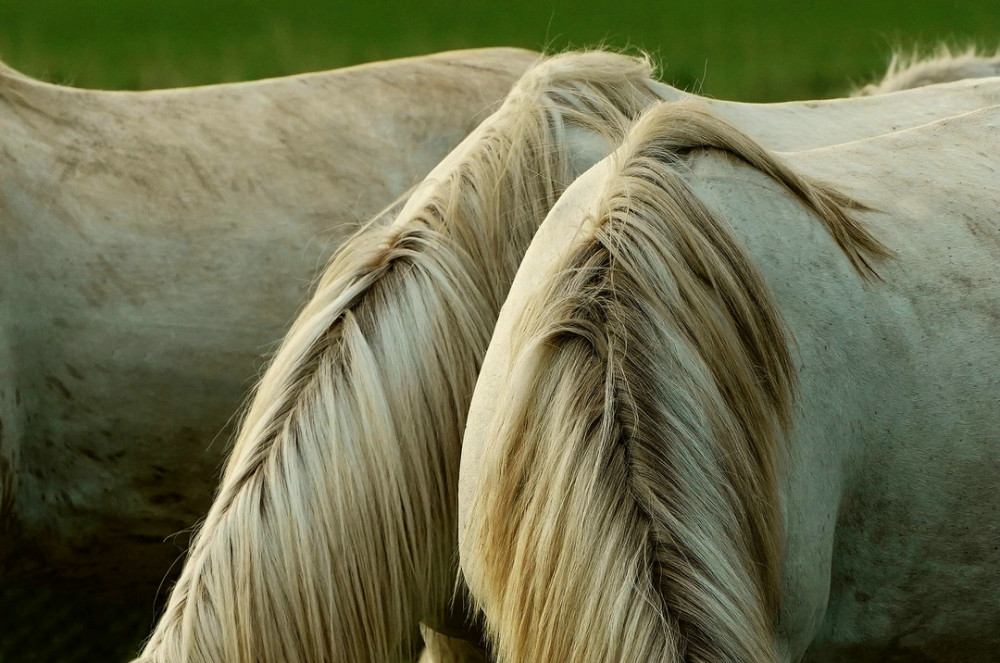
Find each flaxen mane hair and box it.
[462,101,888,663]
[136,51,658,663]
[856,45,1000,95]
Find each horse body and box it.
[0,47,538,584]
[719,109,1000,660]
[459,104,998,662]
[7,48,1000,590]
[0,45,988,659]
[127,52,1000,661]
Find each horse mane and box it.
[856,45,1000,95]
[136,50,658,663]
[461,101,888,663]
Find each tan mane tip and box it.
[856,44,1000,96]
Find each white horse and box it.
[0,47,537,588]
[458,100,999,662]
[6,44,1000,595]
[133,49,1000,663]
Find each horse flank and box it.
[461,101,887,663]
[136,51,659,663]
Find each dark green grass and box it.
[1,0,998,100]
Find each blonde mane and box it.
[136,51,658,663]
[461,101,888,663]
[856,45,1000,95]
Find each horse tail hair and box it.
[461,100,885,662]
[856,44,1000,96]
[137,51,658,663]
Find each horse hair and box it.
[135,50,659,663]
[856,45,1000,96]
[461,101,887,663]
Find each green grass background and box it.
[1,0,999,101]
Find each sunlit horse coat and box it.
[459,101,999,662]
[133,50,1000,663]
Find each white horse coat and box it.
[0,47,537,584]
[760,108,1000,661]
[458,104,999,662]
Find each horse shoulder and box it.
[685,110,1000,659]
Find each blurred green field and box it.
[1,0,998,101]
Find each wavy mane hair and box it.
[856,45,1000,95]
[135,51,659,663]
[461,101,888,663]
